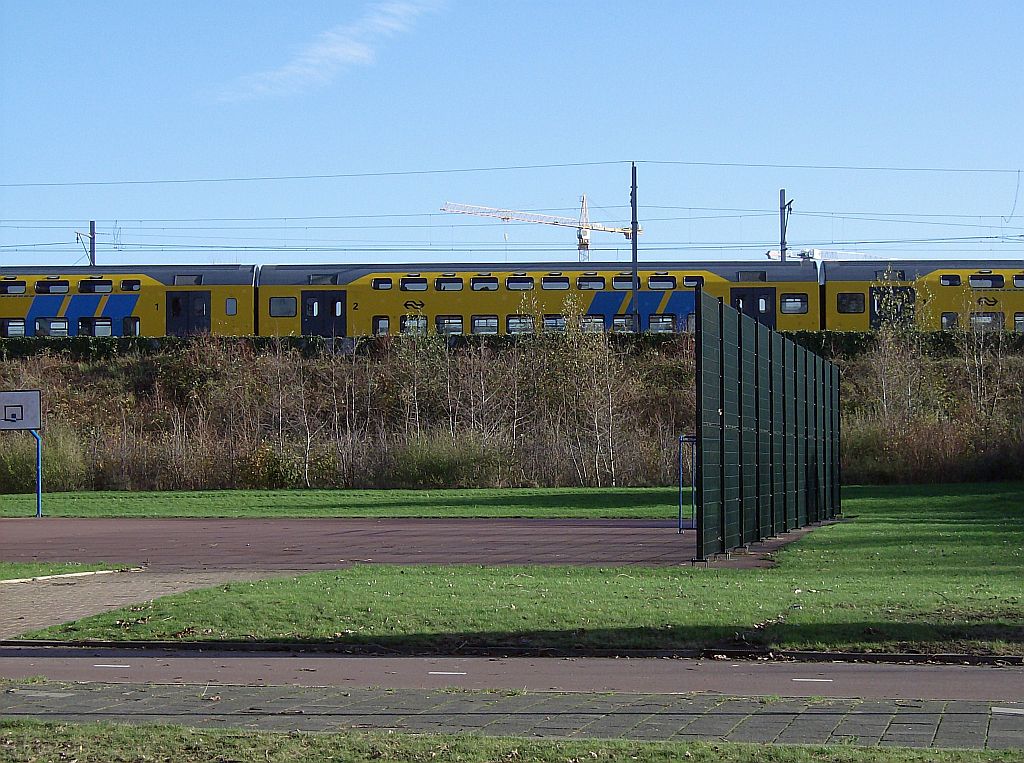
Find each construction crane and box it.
[440,196,640,262]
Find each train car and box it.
[256,260,821,337]
[0,265,255,337]
[821,260,1024,332]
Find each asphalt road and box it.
[2,647,1022,702]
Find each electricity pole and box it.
[779,190,792,262]
[631,162,639,331]
[89,220,96,266]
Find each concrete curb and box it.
[2,639,1021,666]
[0,568,141,585]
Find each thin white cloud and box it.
[219,1,441,101]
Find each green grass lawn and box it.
[0,487,677,518]
[25,482,1024,655]
[0,561,114,581]
[0,720,1015,763]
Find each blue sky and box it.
[2,1,1023,266]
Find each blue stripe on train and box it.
[62,295,103,335]
[621,292,666,331]
[664,291,696,326]
[585,291,627,329]
[24,296,66,336]
[101,294,140,335]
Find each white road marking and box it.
[93,664,131,669]
[791,678,833,683]
[14,690,75,698]
[428,671,467,676]
[992,707,1024,716]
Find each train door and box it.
[869,286,915,328]
[730,287,776,328]
[166,291,211,336]
[300,290,346,337]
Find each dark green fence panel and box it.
[770,331,785,535]
[795,344,808,527]
[783,339,798,531]
[696,292,724,559]
[694,293,841,560]
[739,314,759,546]
[721,304,742,550]
[756,322,772,539]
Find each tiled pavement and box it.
[0,570,291,638]
[3,682,1023,749]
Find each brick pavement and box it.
[2,682,1022,749]
[0,570,291,638]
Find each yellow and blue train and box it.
[0,259,1021,338]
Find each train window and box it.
[541,276,570,290]
[400,277,428,291]
[123,317,141,336]
[78,317,112,337]
[1015,313,1024,333]
[308,274,337,285]
[969,312,1004,331]
[613,314,637,332]
[372,316,390,335]
[941,312,958,330]
[684,313,697,332]
[577,276,605,290]
[120,279,141,291]
[194,299,208,317]
[173,274,203,285]
[612,275,636,290]
[648,275,676,290]
[1015,276,1024,288]
[334,300,343,317]
[969,274,1004,288]
[435,315,463,335]
[507,315,535,334]
[471,277,499,291]
[875,269,905,281]
[780,294,809,314]
[269,297,297,317]
[471,315,499,335]
[34,318,68,337]
[225,297,237,316]
[837,292,865,314]
[78,279,113,294]
[400,315,427,335]
[0,319,25,337]
[682,276,704,288]
[0,281,26,295]
[939,274,961,286]
[580,315,605,332]
[543,314,566,332]
[371,278,393,290]
[506,276,534,290]
[738,270,767,282]
[35,280,69,294]
[649,314,676,333]
[305,300,319,317]
[435,277,464,291]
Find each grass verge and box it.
[27,482,1024,655]
[0,720,1016,763]
[0,487,676,519]
[0,561,114,581]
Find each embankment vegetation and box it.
[0,325,1021,492]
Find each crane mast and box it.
[440,196,640,262]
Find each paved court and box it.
[0,517,817,571]
[3,681,1023,749]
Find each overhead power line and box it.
[3,158,1023,189]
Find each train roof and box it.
[257,260,819,285]
[0,264,257,285]
[821,260,1024,280]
